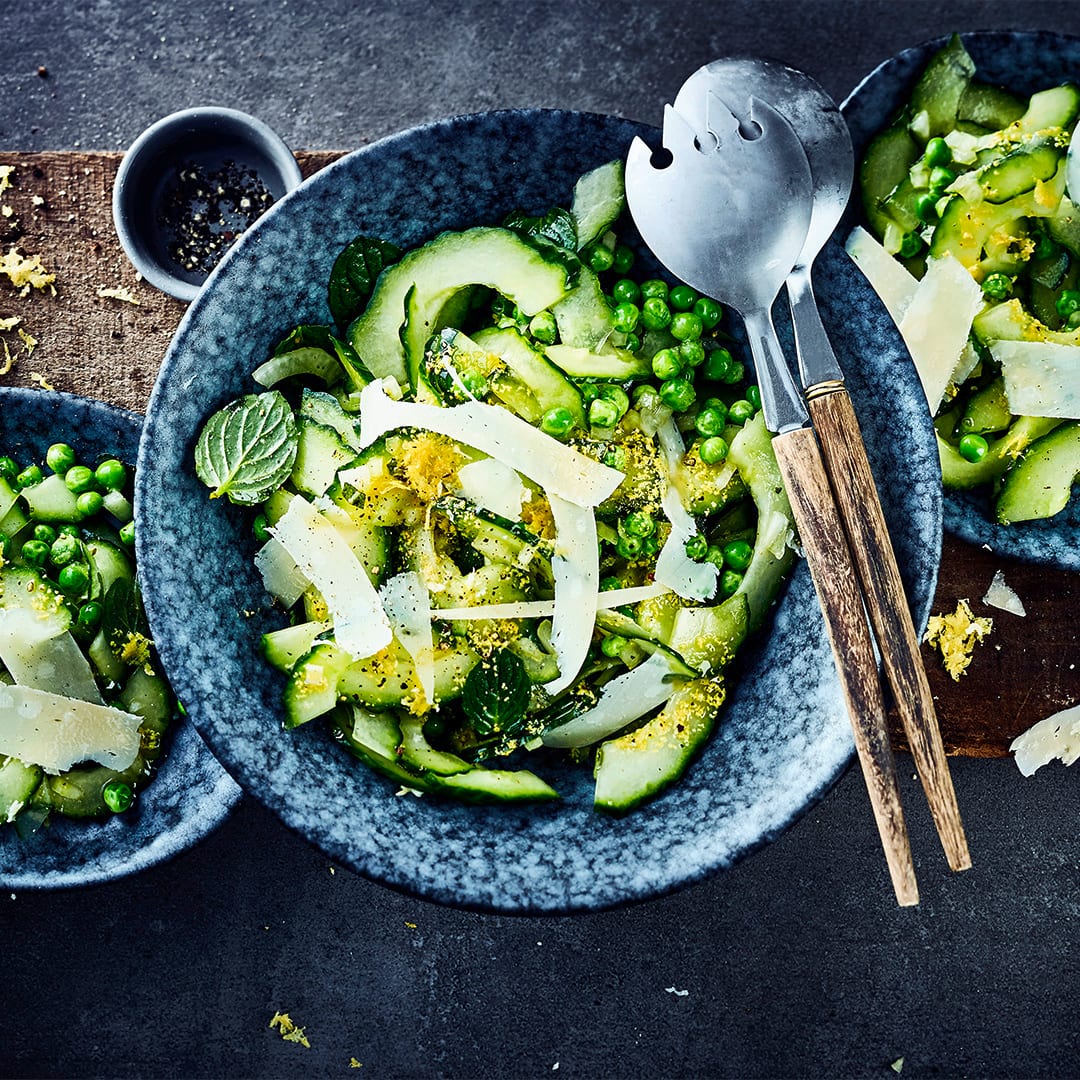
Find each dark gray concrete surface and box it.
[2,1,1079,1077]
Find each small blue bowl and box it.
[136,109,941,914]
[841,30,1080,569]
[113,106,303,302]
[0,388,241,889]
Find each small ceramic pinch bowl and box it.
[112,106,303,302]
[841,30,1080,569]
[0,388,241,889]
[137,109,942,914]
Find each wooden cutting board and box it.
[2,151,1077,757]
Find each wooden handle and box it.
[772,426,919,906]
[808,387,972,872]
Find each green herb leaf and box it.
[503,206,578,251]
[194,391,299,504]
[327,235,402,328]
[102,577,153,667]
[461,650,530,738]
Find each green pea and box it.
[1055,289,1080,318]
[46,442,77,475]
[253,513,271,543]
[1034,231,1057,260]
[684,532,709,561]
[915,192,939,223]
[76,491,105,518]
[640,296,673,331]
[103,780,134,814]
[679,339,706,368]
[0,456,16,483]
[924,137,951,167]
[658,377,696,412]
[699,436,729,464]
[722,539,754,571]
[898,233,924,259]
[602,446,628,471]
[33,523,57,546]
[589,397,621,429]
[640,279,668,301]
[958,433,989,462]
[623,331,642,353]
[703,346,733,382]
[670,311,703,342]
[529,310,558,345]
[21,539,50,567]
[929,166,956,193]
[719,569,743,597]
[16,464,42,490]
[580,383,601,404]
[586,244,615,273]
[541,406,575,439]
[77,601,103,631]
[0,530,10,560]
[119,520,136,547]
[622,511,655,539]
[651,347,683,381]
[727,399,755,425]
[598,384,630,418]
[601,633,629,658]
[704,544,726,569]
[58,562,90,596]
[669,284,697,311]
[612,245,635,275]
[982,273,1012,300]
[65,465,96,495]
[58,524,81,538]
[694,404,727,438]
[721,359,746,385]
[693,296,722,330]
[746,384,762,411]
[612,301,640,333]
[615,534,642,560]
[612,278,641,304]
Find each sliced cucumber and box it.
[996,420,1080,523]
[960,376,1012,435]
[253,346,342,389]
[348,226,571,388]
[299,389,364,452]
[551,264,615,349]
[290,416,357,498]
[909,33,975,138]
[337,640,477,709]
[1011,83,1080,137]
[284,642,354,727]
[544,343,650,381]
[939,415,1062,490]
[0,755,44,822]
[571,159,626,249]
[18,472,80,522]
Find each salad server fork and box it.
[625,92,920,905]
[674,60,971,874]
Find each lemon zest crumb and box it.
[1,246,56,297]
[924,599,992,680]
[269,1012,311,1048]
[96,285,140,305]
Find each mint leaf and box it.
[503,206,578,251]
[194,390,298,504]
[327,235,402,329]
[461,650,530,738]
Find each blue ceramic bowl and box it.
[137,109,941,913]
[0,388,241,889]
[841,30,1080,569]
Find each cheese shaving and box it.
[1011,704,1080,776]
[269,495,392,660]
[431,582,671,621]
[923,599,993,680]
[379,572,435,704]
[982,569,1026,617]
[96,285,141,305]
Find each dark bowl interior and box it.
[841,30,1080,568]
[136,109,941,914]
[0,388,241,889]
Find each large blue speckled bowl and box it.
[842,30,1080,569]
[0,388,241,889]
[137,110,940,914]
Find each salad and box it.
[849,34,1080,526]
[0,440,173,834]
[195,160,797,812]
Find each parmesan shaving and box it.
[357,379,623,507]
[269,495,392,660]
[431,582,671,621]
[982,569,1026,617]
[1011,704,1080,776]
[990,339,1080,418]
[542,653,677,748]
[379,572,435,704]
[845,225,919,324]
[254,537,310,607]
[456,457,528,521]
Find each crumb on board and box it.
[982,569,1026,617]
[0,165,12,195]
[350,1058,362,1069]
[28,370,53,390]
[269,1012,311,1048]
[0,338,13,375]
[17,328,36,355]
[924,599,993,680]
[1,246,56,296]
[891,1057,905,1074]
[96,285,140,305]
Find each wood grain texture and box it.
[2,152,1077,761]
[772,426,918,905]
[809,387,970,871]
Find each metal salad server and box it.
[674,59,971,876]
[625,89,920,905]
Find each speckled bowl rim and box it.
[0,388,241,890]
[137,108,941,914]
[840,29,1080,570]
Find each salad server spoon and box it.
[674,59,971,875]
[625,89,919,905]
